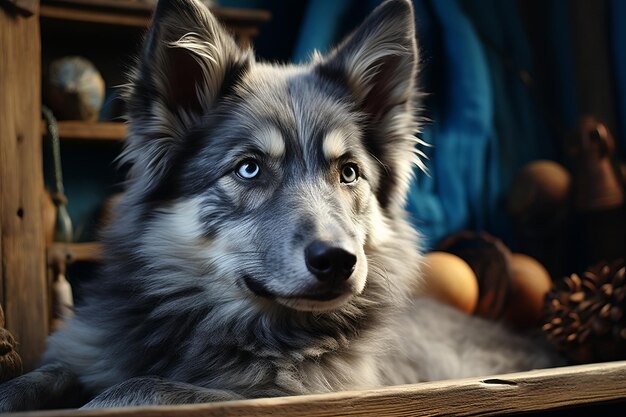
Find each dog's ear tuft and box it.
[122,0,252,192]
[317,0,422,209]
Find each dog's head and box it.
[118,0,421,314]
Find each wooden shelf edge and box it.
[40,2,271,28]
[48,241,103,264]
[42,120,127,141]
[40,3,150,27]
[12,361,626,416]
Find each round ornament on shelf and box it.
[46,56,105,121]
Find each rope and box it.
[42,106,73,243]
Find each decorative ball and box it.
[503,253,553,328]
[46,56,105,121]
[543,259,626,364]
[437,232,513,319]
[0,306,23,383]
[508,160,572,228]
[421,251,479,314]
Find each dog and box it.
[0,0,559,410]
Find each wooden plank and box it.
[40,3,149,27]
[42,121,127,141]
[48,241,103,264]
[40,3,270,27]
[43,0,271,24]
[0,1,48,372]
[8,361,626,416]
[44,0,155,13]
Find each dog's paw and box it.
[82,376,243,408]
[0,378,38,412]
[0,363,81,411]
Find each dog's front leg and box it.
[0,362,83,411]
[82,376,243,408]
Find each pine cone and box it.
[542,259,626,363]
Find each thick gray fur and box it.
[0,0,560,411]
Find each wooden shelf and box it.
[48,241,103,265]
[42,120,127,141]
[19,361,626,416]
[40,3,150,27]
[40,1,271,29]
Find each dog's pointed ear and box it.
[317,0,421,209]
[317,0,418,121]
[123,0,252,191]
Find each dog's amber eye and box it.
[340,163,359,184]
[237,160,260,179]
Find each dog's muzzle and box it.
[242,241,358,311]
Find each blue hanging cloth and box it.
[406,0,493,248]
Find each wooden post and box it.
[0,0,48,371]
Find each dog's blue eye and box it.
[340,163,359,184]
[237,160,260,179]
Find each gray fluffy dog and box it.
[0,0,558,410]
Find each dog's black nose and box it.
[304,240,356,282]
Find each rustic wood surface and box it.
[41,0,271,23]
[0,1,49,372]
[43,0,154,12]
[42,121,127,141]
[40,3,270,28]
[48,241,103,264]
[6,361,626,417]
[40,3,148,26]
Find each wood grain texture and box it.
[43,0,270,21]
[0,1,48,371]
[42,121,127,141]
[40,3,270,29]
[8,361,626,417]
[43,0,154,12]
[48,242,103,264]
[40,3,149,27]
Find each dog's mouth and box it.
[243,275,353,311]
